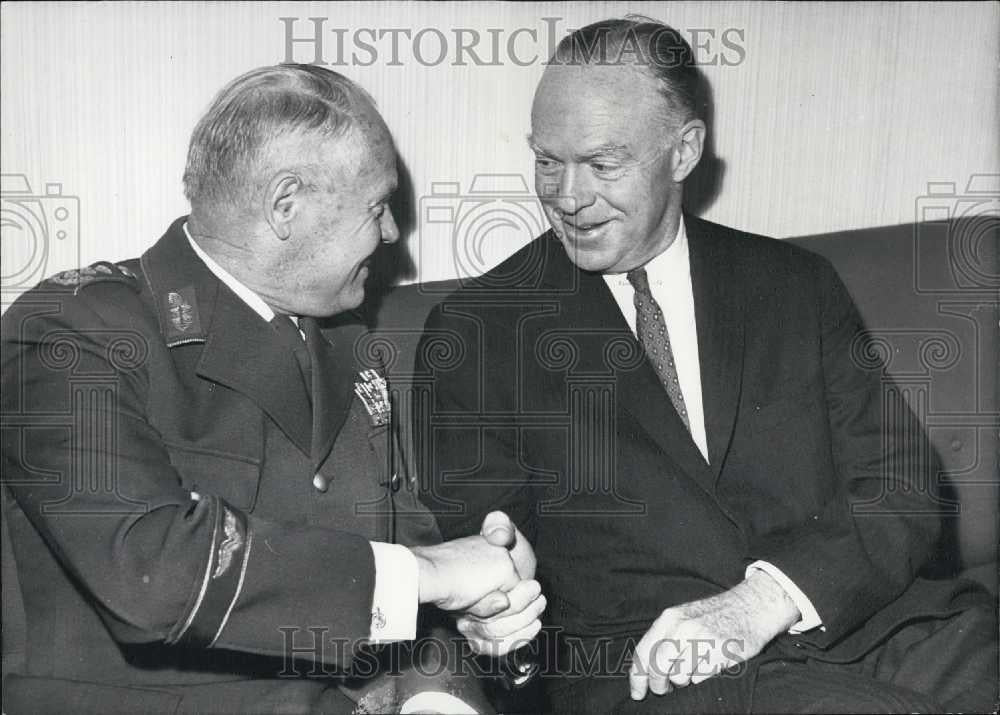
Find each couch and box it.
[3,218,996,692]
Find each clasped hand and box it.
[412,511,545,656]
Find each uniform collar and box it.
[140,217,314,455]
[183,221,276,323]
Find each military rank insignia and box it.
[354,369,390,426]
[44,261,140,294]
[212,508,244,579]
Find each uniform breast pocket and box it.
[165,445,262,512]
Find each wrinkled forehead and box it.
[543,64,664,121]
[356,125,397,177]
[324,110,396,171]
[352,100,394,150]
[538,62,661,106]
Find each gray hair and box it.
[551,17,703,128]
[182,64,377,212]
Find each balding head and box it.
[182,65,400,318]
[544,18,702,132]
[183,63,391,216]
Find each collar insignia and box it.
[161,285,203,344]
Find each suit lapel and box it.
[615,338,716,491]
[687,216,746,481]
[540,236,715,492]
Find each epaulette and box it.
[43,261,141,295]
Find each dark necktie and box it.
[626,266,691,432]
[271,314,312,403]
[298,316,325,394]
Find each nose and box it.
[380,207,400,244]
[544,165,594,217]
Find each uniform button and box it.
[950,439,963,452]
[313,473,329,492]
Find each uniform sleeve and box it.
[0,289,376,666]
[746,257,942,647]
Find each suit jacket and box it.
[418,216,975,708]
[0,217,442,713]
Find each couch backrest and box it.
[372,219,998,583]
[791,220,997,579]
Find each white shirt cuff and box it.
[368,542,419,643]
[746,560,824,634]
[401,691,479,714]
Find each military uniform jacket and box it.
[1,217,440,713]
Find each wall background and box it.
[1,1,997,302]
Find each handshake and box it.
[410,511,545,656]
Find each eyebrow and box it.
[580,143,632,161]
[526,135,546,154]
[526,135,633,162]
[370,182,397,206]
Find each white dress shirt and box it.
[602,218,823,634]
[185,224,418,642]
[602,219,708,462]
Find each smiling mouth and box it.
[562,219,610,236]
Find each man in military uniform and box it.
[0,64,545,714]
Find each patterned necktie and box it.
[271,314,312,403]
[626,267,691,432]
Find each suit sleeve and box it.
[747,256,942,647]
[1,289,375,665]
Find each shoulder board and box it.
[43,261,141,295]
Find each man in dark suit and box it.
[0,64,544,714]
[418,19,996,713]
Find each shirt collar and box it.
[605,215,690,284]
[646,215,689,281]
[184,221,275,323]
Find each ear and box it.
[671,119,706,183]
[263,172,303,241]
